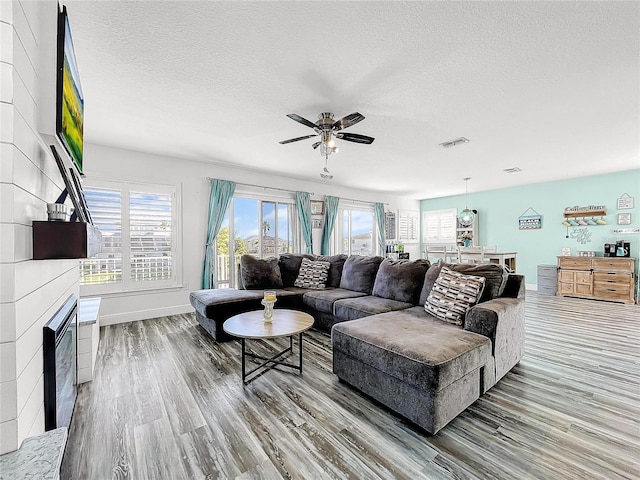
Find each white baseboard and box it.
[100,304,193,326]
[526,284,538,291]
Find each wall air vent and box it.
[503,167,522,173]
[439,137,469,148]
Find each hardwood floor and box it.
[61,292,640,480]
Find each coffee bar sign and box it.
[563,205,607,217]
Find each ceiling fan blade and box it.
[335,132,375,144]
[286,113,318,130]
[312,141,321,149]
[279,134,318,145]
[332,112,365,131]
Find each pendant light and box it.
[458,177,475,226]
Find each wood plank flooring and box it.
[61,292,640,480]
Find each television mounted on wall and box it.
[56,5,84,174]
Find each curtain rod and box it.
[205,177,313,196]
[205,177,388,205]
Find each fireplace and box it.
[43,294,78,431]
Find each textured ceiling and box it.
[66,1,639,199]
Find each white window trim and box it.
[80,178,182,296]
[333,202,377,256]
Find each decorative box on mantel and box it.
[33,221,102,260]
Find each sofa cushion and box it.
[294,258,330,289]
[418,262,508,306]
[303,288,367,314]
[190,289,264,318]
[333,296,414,321]
[190,288,306,319]
[278,253,316,287]
[315,254,348,288]
[447,263,508,302]
[239,255,283,289]
[372,258,431,304]
[339,255,384,294]
[425,267,486,326]
[418,261,445,306]
[332,310,492,392]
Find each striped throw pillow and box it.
[424,266,486,325]
[294,258,330,289]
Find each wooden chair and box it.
[457,246,486,264]
[424,245,448,263]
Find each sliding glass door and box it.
[216,197,296,288]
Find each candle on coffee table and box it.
[264,291,277,302]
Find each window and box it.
[215,195,297,288]
[422,208,456,244]
[398,209,419,243]
[336,206,375,256]
[80,181,179,292]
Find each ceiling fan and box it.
[279,112,375,159]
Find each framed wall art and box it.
[310,200,325,215]
[617,213,631,225]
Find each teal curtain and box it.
[202,179,236,289]
[374,202,386,256]
[295,191,313,253]
[321,196,339,255]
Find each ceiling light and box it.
[458,177,475,227]
[439,137,469,148]
[503,167,522,173]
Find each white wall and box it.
[82,143,420,325]
[0,1,80,454]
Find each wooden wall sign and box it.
[563,205,606,218]
[519,207,542,230]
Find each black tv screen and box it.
[56,5,84,174]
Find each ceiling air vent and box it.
[503,167,522,173]
[439,137,469,148]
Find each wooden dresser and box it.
[557,256,636,304]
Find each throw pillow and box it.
[372,258,431,304]
[278,253,316,287]
[294,258,330,289]
[239,255,283,289]
[424,266,486,325]
[315,254,348,288]
[339,255,384,294]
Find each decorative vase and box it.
[261,299,275,322]
[463,239,471,247]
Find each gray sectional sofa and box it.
[190,253,525,434]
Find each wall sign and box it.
[617,213,631,225]
[617,193,634,210]
[518,207,542,230]
[385,211,396,239]
[611,228,640,234]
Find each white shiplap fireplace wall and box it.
[0,1,79,454]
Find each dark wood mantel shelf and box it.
[33,221,102,260]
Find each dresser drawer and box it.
[592,258,634,272]
[537,275,557,288]
[537,265,557,276]
[537,285,557,296]
[558,257,592,270]
[593,284,632,301]
[593,272,632,286]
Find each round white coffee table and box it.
[223,309,314,384]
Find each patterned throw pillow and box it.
[294,258,330,289]
[424,266,486,325]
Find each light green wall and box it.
[420,169,640,290]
